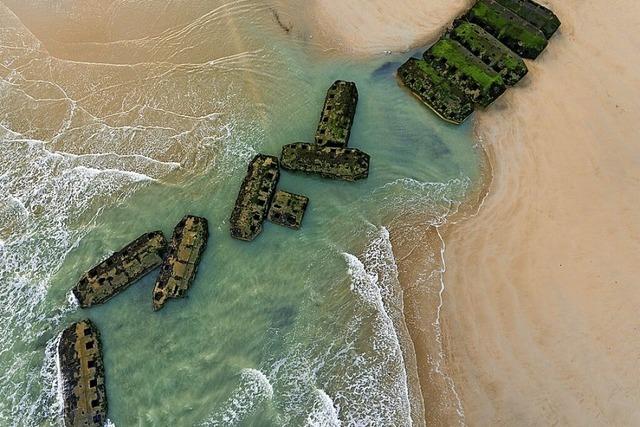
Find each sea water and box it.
[0,1,481,425]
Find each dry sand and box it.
[291,0,473,54]
[310,0,640,425]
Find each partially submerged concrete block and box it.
[465,0,548,59]
[448,21,528,86]
[397,58,474,124]
[73,232,167,308]
[315,80,358,147]
[153,215,208,311]
[280,143,370,181]
[423,38,506,107]
[494,0,561,38]
[57,319,107,427]
[230,154,280,241]
[267,191,309,229]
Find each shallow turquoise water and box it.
[0,2,481,425]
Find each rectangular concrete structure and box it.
[465,0,548,59]
[448,21,528,86]
[423,38,506,107]
[153,215,208,311]
[280,142,370,181]
[73,231,167,308]
[315,80,358,147]
[230,154,280,241]
[397,58,474,124]
[57,319,107,427]
[494,0,561,38]
[267,190,309,229]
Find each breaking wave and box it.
[305,389,341,427]
[0,0,275,422]
[201,368,274,426]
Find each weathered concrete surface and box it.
[267,190,309,229]
[423,38,506,107]
[448,21,528,86]
[230,154,280,241]
[153,216,208,311]
[280,142,370,181]
[57,319,107,427]
[465,0,548,59]
[73,232,167,308]
[494,0,561,38]
[397,58,474,124]
[315,80,358,147]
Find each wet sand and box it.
[310,0,640,424]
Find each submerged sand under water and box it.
[0,1,484,425]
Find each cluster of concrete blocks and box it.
[397,0,561,124]
[230,80,371,242]
[53,2,561,417]
[57,79,374,424]
[229,154,308,241]
[59,216,208,426]
[57,79,373,424]
[281,80,370,181]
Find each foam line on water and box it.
[264,227,425,426]
[306,389,341,427]
[200,368,274,426]
[341,229,413,425]
[0,129,155,424]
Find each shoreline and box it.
[306,0,640,424]
[390,146,492,425]
[441,0,640,423]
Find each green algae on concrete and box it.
[230,154,280,241]
[494,0,561,38]
[153,216,208,311]
[465,0,548,59]
[315,80,359,147]
[397,57,474,124]
[424,38,506,107]
[267,190,309,229]
[448,21,528,86]
[57,319,107,427]
[280,142,370,181]
[73,232,167,308]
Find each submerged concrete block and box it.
[153,216,208,311]
[315,80,358,147]
[73,231,167,308]
[280,142,370,181]
[57,319,107,427]
[230,154,280,241]
[267,190,309,229]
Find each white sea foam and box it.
[0,4,261,419]
[265,229,418,426]
[337,230,413,426]
[368,177,470,227]
[0,133,150,424]
[365,178,472,425]
[201,368,274,426]
[305,389,341,427]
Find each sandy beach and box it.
[309,0,640,424]
[444,0,640,424]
